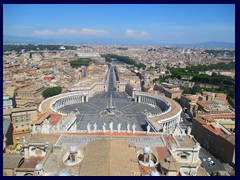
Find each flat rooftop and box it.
[174,135,196,148]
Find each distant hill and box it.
[3,35,235,48]
[172,41,235,49]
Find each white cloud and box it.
[125,29,149,37]
[33,29,55,35]
[140,31,149,36]
[32,28,108,36]
[125,29,134,36]
[80,28,107,35]
[58,28,79,35]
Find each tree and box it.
[69,58,92,68]
[210,172,216,176]
[42,86,62,99]
[192,84,202,94]
[211,72,218,77]
[136,63,146,69]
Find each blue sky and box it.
[3,4,235,44]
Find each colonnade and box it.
[135,95,169,112]
[135,93,182,134]
[52,95,88,111]
[160,118,178,134]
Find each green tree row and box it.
[101,54,146,69]
[154,62,235,107]
[204,49,235,57]
[42,86,62,99]
[116,47,128,50]
[3,44,77,52]
[182,84,202,94]
[169,67,235,86]
[69,58,92,68]
[187,61,235,72]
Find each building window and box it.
[181,155,187,159]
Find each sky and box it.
[3,4,235,44]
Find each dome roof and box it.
[59,170,69,176]
[150,170,160,176]
[35,163,43,170]
[143,146,152,154]
[69,145,78,153]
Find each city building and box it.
[192,117,235,166]
[4,107,38,144]
[3,86,16,109]
[3,120,13,151]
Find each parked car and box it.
[207,157,212,162]
[209,161,215,166]
[185,113,190,119]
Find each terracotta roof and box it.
[49,114,62,126]
[33,112,50,125]
[38,112,48,119]
[197,101,210,111]
[43,76,53,81]
[21,156,43,169]
[160,157,180,172]
[139,165,156,176]
[79,138,140,176]
[203,124,224,135]
[156,147,171,162]
[203,113,235,120]
[202,91,212,95]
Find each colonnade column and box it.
[138,96,141,103]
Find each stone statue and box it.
[127,123,130,133]
[102,124,106,133]
[93,123,97,132]
[117,123,122,133]
[32,124,36,134]
[87,123,91,133]
[187,126,191,135]
[44,119,50,125]
[147,125,151,133]
[56,122,60,131]
[109,122,113,132]
[22,136,27,146]
[132,124,136,133]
